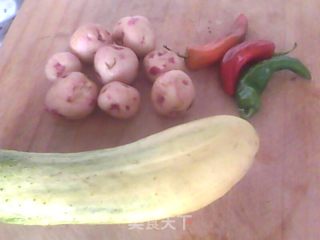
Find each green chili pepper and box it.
[236,55,311,119]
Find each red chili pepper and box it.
[220,40,275,96]
[185,14,248,71]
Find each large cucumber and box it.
[0,115,259,225]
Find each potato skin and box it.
[98,81,141,119]
[45,72,98,120]
[151,70,195,116]
[70,23,113,63]
[112,16,156,57]
[45,52,82,82]
[94,45,139,85]
[143,48,185,82]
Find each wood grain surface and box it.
[0,0,319,239]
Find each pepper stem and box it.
[274,42,297,56]
[163,45,188,59]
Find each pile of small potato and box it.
[45,16,195,120]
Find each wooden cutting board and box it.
[0,0,319,239]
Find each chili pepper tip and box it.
[239,108,256,119]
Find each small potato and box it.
[151,70,195,116]
[98,81,140,119]
[70,23,113,63]
[143,48,185,82]
[45,52,82,82]
[45,72,98,120]
[112,16,156,57]
[94,45,139,85]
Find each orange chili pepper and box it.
[185,14,248,70]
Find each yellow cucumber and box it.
[0,115,259,225]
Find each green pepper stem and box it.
[274,42,297,57]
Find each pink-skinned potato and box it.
[98,81,141,119]
[70,23,113,63]
[45,52,82,82]
[143,48,185,82]
[112,16,156,57]
[45,72,98,120]
[151,70,195,117]
[94,45,139,85]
